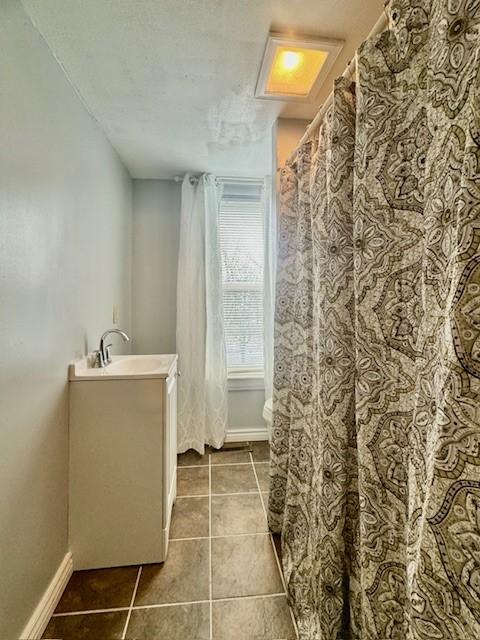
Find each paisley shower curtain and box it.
[269,1,480,638]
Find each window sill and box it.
[227,372,265,391]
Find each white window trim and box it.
[228,370,265,391]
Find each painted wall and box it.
[228,388,265,430]
[271,118,310,238]
[132,180,180,354]
[276,118,311,170]
[131,179,265,431]
[0,1,132,637]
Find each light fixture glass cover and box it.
[256,34,344,102]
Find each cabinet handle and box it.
[176,371,181,377]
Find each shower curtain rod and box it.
[287,9,390,166]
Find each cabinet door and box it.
[163,370,177,528]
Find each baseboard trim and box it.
[225,425,269,442]
[20,551,73,640]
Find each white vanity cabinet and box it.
[68,354,178,570]
[163,367,177,534]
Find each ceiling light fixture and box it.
[255,33,344,102]
[282,50,302,71]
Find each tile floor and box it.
[42,441,297,640]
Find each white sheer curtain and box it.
[176,174,228,454]
[263,176,276,401]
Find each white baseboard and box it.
[20,551,73,640]
[226,425,269,442]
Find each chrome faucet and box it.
[94,329,130,368]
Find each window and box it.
[219,179,265,377]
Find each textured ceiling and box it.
[22,0,384,178]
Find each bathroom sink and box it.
[108,356,165,375]
[69,354,177,380]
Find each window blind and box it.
[219,183,264,374]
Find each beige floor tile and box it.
[135,539,209,605]
[42,611,127,639]
[211,494,267,536]
[254,462,270,491]
[250,441,270,462]
[212,595,296,640]
[211,464,258,494]
[170,496,209,539]
[212,535,283,599]
[210,448,251,464]
[177,448,210,466]
[54,566,139,613]
[177,466,209,496]
[127,603,210,639]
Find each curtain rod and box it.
[173,175,199,184]
[286,8,390,166]
[173,175,266,184]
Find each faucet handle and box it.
[92,350,104,368]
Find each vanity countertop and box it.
[69,354,178,381]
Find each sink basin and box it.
[69,354,177,380]
[108,357,164,375]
